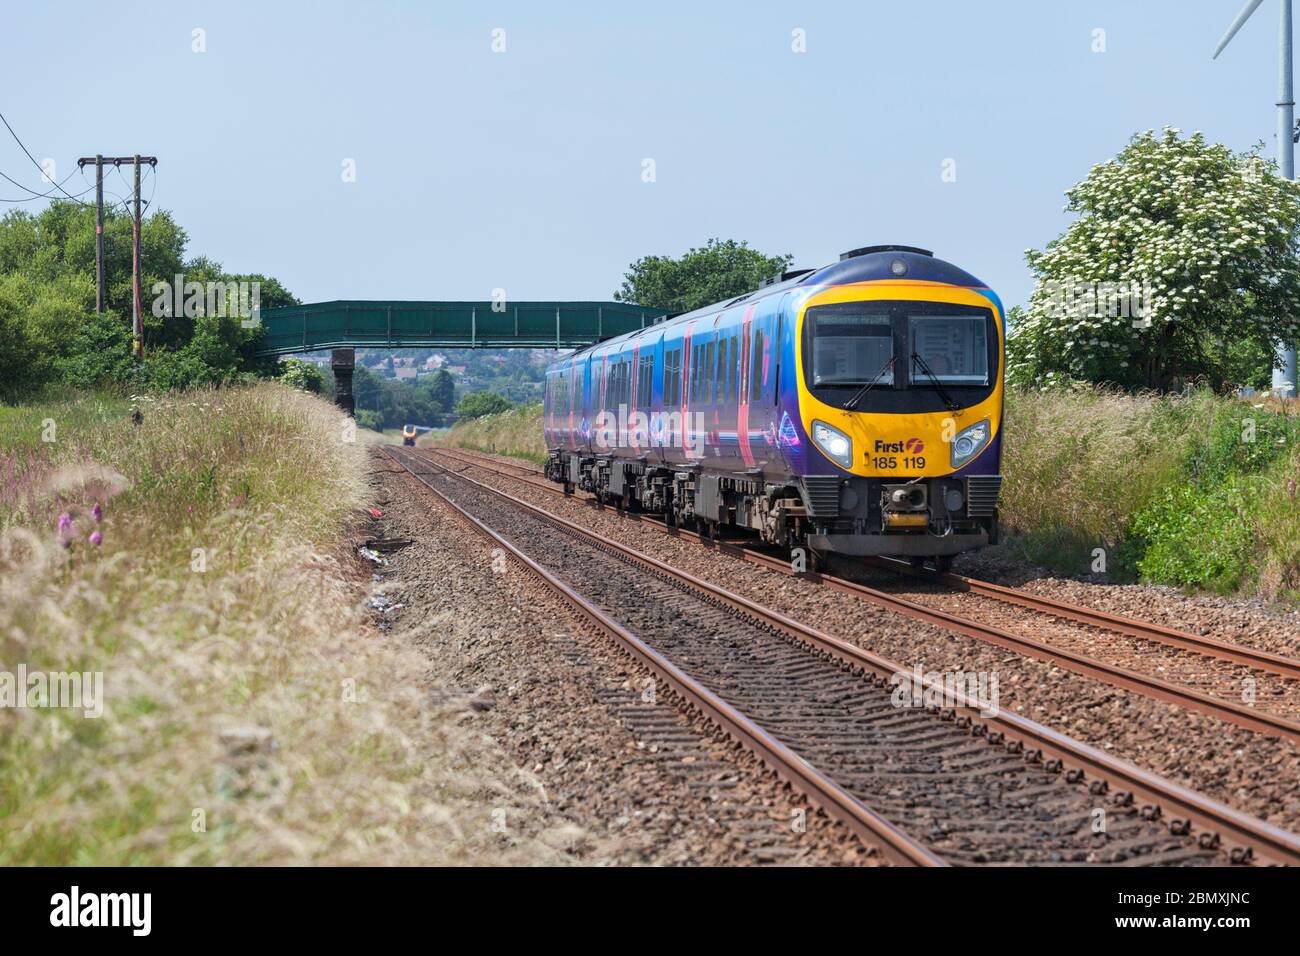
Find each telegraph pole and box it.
[76,155,157,358]
[132,154,142,360]
[94,155,104,313]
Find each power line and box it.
[0,108,89,204]
[0,168,95,203]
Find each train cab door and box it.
[747,310,783,469]
[580,354,593,454]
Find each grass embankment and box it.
[0,383,551,865]
[436,392,1299,599]
[425,401,545,463]
[999,388,1300,597]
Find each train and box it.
[542,245,1004,571]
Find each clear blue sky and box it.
[3,0,1289,309]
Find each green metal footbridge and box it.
[254,300,667,356]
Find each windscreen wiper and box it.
[844,356,896,410]
[910,352,960,411]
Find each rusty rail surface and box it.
[424,447,1300,744]
[403,446,1300,866]
[384,446,944,866]
[867,556,1300,681]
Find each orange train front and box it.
[542,245,1004,571]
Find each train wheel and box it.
[934,554,954,574]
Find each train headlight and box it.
[950,418,991,468]
[812,420,853,468]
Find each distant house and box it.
[395,367,417,380]
[446,365,467,375]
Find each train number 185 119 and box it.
[870,455,925,470]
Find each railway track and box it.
[421,444,1300,743]
[424,446,1300,742]
[388,444,1300,866]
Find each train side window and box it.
[705,339,716,403]
[662,350,674,405]
[716,338,727,401]
[728,336,737,399]
[750,329,765,400]
[642,355,653,406]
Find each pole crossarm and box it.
[253,300,668,356]
[76,156,158,167]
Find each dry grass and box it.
[0,384,565,865]
[997,388,1186,557]
[425,403,546,463]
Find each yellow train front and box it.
[543,244,1004,571]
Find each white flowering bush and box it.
[1008,128,1300,390]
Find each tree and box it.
[279,358,325,394]
[426,369,455,413]
[1008,129,1300,391]
[0,199,298,399]
[614,238,792,313]
[456,391,512,420]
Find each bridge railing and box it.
[255,300,667,355]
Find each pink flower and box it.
[89,531,102,547]
[92,503,103,523]
[57,513,72,533]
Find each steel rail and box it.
[383,446,945,866]
[405,446,1300,866]
[423,447,1300,743]
[448,448,1300,680]
[868,556,1300,681]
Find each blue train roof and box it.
[571,246,990,357]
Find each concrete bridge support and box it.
[331,348,355,416]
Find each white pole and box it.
[1276,0,1297,397]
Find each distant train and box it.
[542,245,1004,570]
